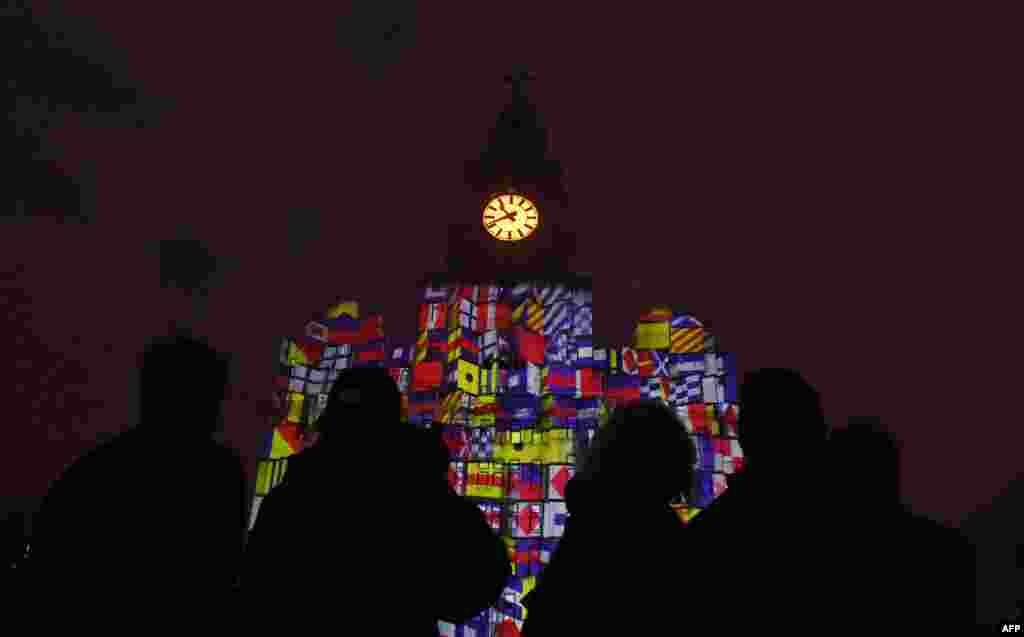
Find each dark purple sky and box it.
[6,3,1018,527]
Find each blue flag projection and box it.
[251,282,744,637]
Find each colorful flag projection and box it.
[252,289,743,636]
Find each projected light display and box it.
[252,283,743,636]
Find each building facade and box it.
[253,288,742,636]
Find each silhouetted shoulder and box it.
[902,514,974,571]
[904,512,959,536]
[43,435,130,496]
[67,430,238,479]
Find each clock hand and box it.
[487,212,517,228]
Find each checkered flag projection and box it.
[253,291,742,636]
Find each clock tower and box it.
[424,70,582,288]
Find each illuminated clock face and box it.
[482,193,539,242]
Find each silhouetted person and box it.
[30,332,247,623]
[827,418,975,632]
[685,368,832,633]
[521,400,695,636]
[1,513,27,600]
[243,368,509,635]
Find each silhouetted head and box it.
[315,367,401,440]
[1,513,26,567]
[830,417,901,506]
[577,399,695,505]
[738,368,826,471]
[138,333,231,436]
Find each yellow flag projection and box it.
[635,322,670,350]
[255,458,288,496]
[438,391,461,425]
[414,330,429,364]
[671,327,704,353]
[467,462,505,499]
[270,424,302,459]
[286,393,305,422]
[285,341,310,367]
[457,359,481,396]
[707,404,720,436]
[325,301,359,320]
[525,300,545,334]
[471,394,497,426]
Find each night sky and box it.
[5,3,1018,527]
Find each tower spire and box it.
[465,69,566,206]
[441,71,574,281]
[504,68,536,99]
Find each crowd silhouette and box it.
[18,335,981,633]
